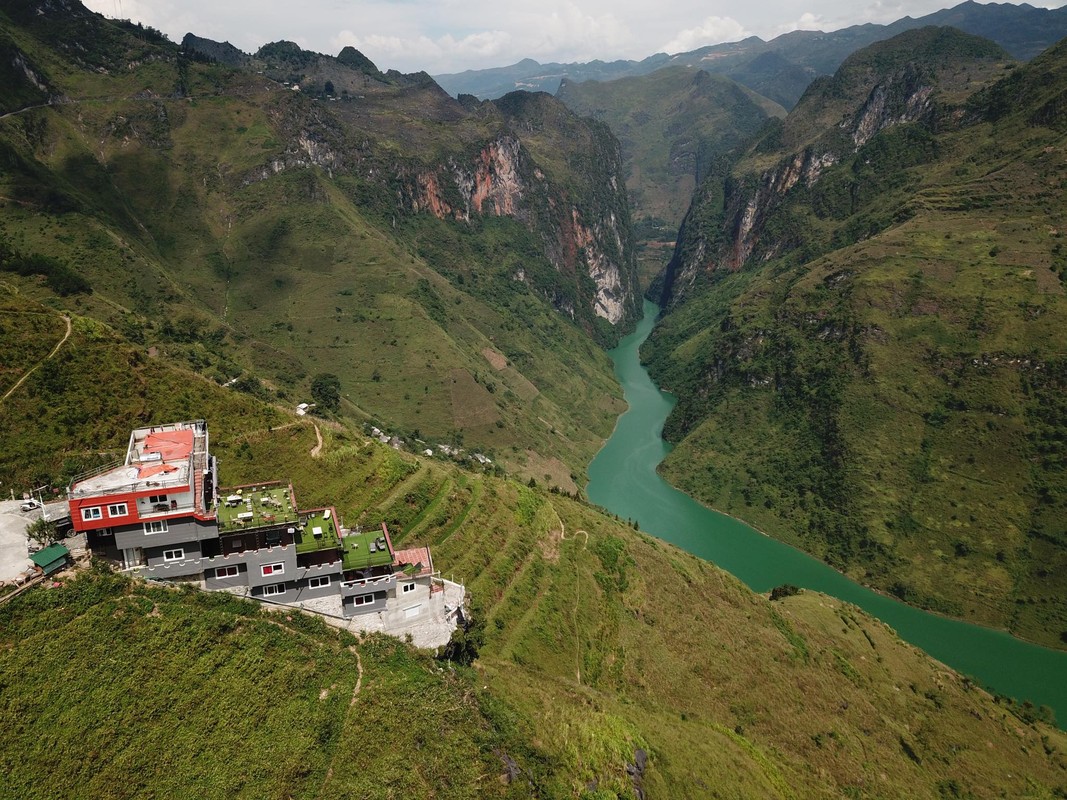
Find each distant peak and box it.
[181,33,248,66]
[337,46,382,78]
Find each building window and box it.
[215,565,239,579]
[107,503,128,517]
[402,582,417,594]
[81,507,103,521]
[353,594,375,606]
[263,583,285,597]
[148,494,168,504]
[262,562,284,577]
[308,576,331,589]
[143,520,168,535]
[162,548,184,562]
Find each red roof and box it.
[137,463,179,479]
[142,430,194,461]
[392,546,433,576]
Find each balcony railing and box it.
[339,573,395,598]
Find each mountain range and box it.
[3,0,1067,795]
[645,25,1067,648]
[435,0,1067,109]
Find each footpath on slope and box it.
[552,504,588,685]
[1,314,71,403]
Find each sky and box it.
[82,0,1066,75]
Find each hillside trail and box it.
[0,102,51,121]
[552,503,588,685]
[310,422,323,458]
[1,314,71,403]
[348,645,364,706]
[319,645,365,791]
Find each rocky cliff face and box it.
[410,137,525,221]
[658,27,1009,307]
[403,100,638,332]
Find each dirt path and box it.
[320,645,365,791]
[1,314,71,403]
[348,645,363,706]
[310,422,323,458]
[0,101,51,121]
[553,504,588,685]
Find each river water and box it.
[587,299,1066,722]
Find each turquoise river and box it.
[587,300,1066,723]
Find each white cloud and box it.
[662,16,750,54]
[78,0,1060,74]
[772,11,832,35]
[332,3,634,73]
[527,3,634,59]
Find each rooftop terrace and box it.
[294,509,341,554]
[341,526,394,572]
[69,420,208,500]
[217,483,298,533]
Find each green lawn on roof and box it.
[341,529,394,571]
[216,485,297,532]
[295,511,340,554]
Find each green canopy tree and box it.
[310,373,341,412]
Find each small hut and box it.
[30,543,71,577]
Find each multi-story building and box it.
[68,420,445,622]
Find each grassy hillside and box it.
[3,409,1067,797]
[1,275,1065,795]
[0,567,529,800]
[0,2,635,483]
[645,31,1067,647]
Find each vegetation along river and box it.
[587,299,1067,724]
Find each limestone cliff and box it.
[658,27,1009,307]
[403,92,639,335]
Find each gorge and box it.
[590,300,1067,723]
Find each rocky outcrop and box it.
[242,129,341,185]
[660,28,999,307]
[411,137,525,221]
[570,208,627,324]
[180,34,249,67]
[408,132,636,329]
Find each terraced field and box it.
[211,423,1067,797]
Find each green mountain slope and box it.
[3,8,1067,796]
[2,256,1065,795]
[645,28,1067,647]
[0,0,638,483]
[3,395,1067,797]
[558,68,782,289]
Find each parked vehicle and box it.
[20,498,41,512]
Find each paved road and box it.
[0,500,34,582]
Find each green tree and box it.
[26,517,58,547]
[311,373,341,411]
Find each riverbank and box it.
[588,298,1067,726]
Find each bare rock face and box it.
[409,133,636,332]
[412,137,525,221]
[571,208,627,324]
[659,31,981,307]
